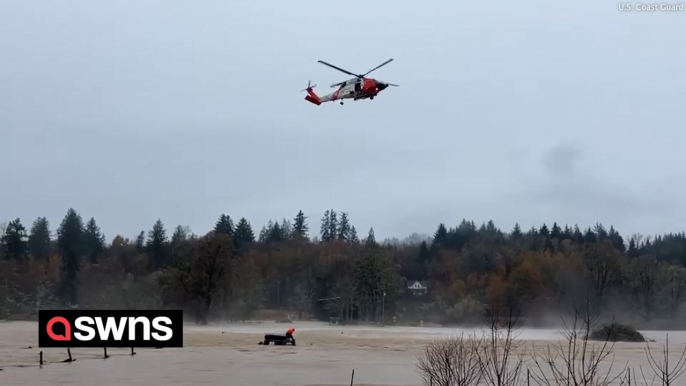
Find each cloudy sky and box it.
[1,0,684,241]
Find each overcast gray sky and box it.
[1,0,685,241]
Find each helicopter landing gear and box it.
[340,101,344,105]
[370,96,374,100]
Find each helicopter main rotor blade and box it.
[362,59,393,76]
[376,80,399,87]
[318,60,360,78]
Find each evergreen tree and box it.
[258,225,269,243]
[328,209,338,241]
[258,220,272,243]
[171,225,191,242]
[539,223,550,237]
[550,222,561,239]
[146,219,169,270]
[418,241,430,279]
[365,227,377,247]
[1,218,28,262]
[628,238,638,258]
[479,222,487,233]
[84,217,106,264]
[608,226,625,251]
[337,212,351,241]
[430,223,449,254]
[170,225,192,263]
[292,210,309,239]
[135,231,146,253]
[433,223,448,246]
[267,221,284,243]
[584,227,597,243]
[233,217,255,249]
[320,210,332,242]
[28,217,51,260]
[172,225,191,245]
[418,240,430,263]
[350,226,359,244]
[214,214,234,236]
[57,208,85,306]
[458,219,477,234]
[280,219,292,241]
[573,225,584,244]
[644,236,652,249]
[563,225,572,240]
[354,247,399,321]
[486,220,497,233]
[594,223,608,240]
[511,223,522,239]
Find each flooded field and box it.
[1,320,685,385]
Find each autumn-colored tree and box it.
[509,252,544,302]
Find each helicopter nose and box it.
[376,82,388,91]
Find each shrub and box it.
[590,322,646,342]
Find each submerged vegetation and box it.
[590,322,647,342]
[2,208,686,329]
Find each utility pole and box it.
[382,291,386,326]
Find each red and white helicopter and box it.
[303,59,398,105]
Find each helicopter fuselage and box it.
[309,78,384,105]
[303,59,397,106]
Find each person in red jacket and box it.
[286,327,296,345]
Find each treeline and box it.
[2,208,686,327]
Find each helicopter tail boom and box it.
[303,80,321,105]
[305,94,321,105]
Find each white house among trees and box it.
[407,281,428,295]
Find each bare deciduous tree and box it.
[639,333,686,386]
[583,241,622,300]
[530,298,625,386]
[290,282,314,319]
[626,255,660,322]
[658,264,686,318]
[476,304,525,386]
[415,333,483,386]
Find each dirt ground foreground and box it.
[1,320,685,385]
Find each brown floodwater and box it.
[1,321,685,385]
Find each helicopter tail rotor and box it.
[302,80,321,105]
[301,80,317,92]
